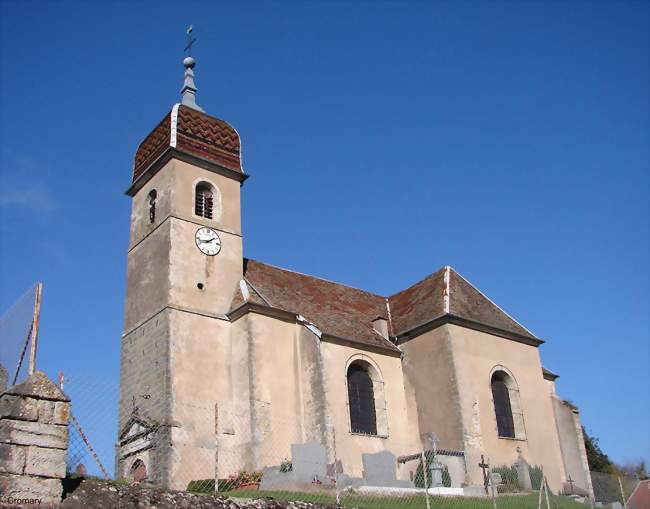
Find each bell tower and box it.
[116,46,248,487]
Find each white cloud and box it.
[0,146,56,212]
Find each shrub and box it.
[187,479,215,493]
[530,465,543,491]
[493,465,520,493]
[280,459,293,473]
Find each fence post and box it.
[28,282,42,376]
[488,457,497,509]
[420,450,430,509]
[214,403,219,493]
[332,426,340,506]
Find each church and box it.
[116,51,593,497]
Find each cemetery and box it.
[181,440,595,509]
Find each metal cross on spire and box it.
[184,25,197,57]
[180,25,205,112]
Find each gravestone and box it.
[362,450,396,485]
[514,448,532,490]
[362,450,413,488]
[291,442,327,483]
[429,460,444,488]
[489,472,503,488]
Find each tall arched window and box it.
[195,182,214,219]
[347,362,377,435]
[491,371,515,438]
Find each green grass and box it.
[218,489,587,509]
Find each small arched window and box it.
[347,362,377,435]
[148,189,157,223]
[195,182,214,219]
[491,371,515,438]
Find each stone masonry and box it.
[0,371,70,504]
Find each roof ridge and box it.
[242,277,272,306]
[245,258,386,299]
[450,267,537,338]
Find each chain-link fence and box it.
[590,470,641,508]
[0,283,39,390]
[56,373,643,509]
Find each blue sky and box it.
[0,0,647,471]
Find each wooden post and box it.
[488,456,497,509]
[28,283,43,376]
[70,413,111,480]
[618,476,628,509]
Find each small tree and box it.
[583,427,613,473]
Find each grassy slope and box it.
[222,489,587,509]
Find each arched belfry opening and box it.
[194,182,215,219]
[147,189,157,223]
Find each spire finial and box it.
[180,25,204,112]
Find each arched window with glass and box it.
[347,362,377,435]
[490,368,526,440]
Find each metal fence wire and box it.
[58,374,643,509]
[0,284,39,390]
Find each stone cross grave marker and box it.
[478,455,490,494]
[514,446,532,490]
[566,474,575,494]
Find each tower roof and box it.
[127,41,246,196]
[131,104,243,188]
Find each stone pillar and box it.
[0,371,70,504]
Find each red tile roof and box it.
[236,259,398,352]
[628,479,650,508]
[230,260,541,351]
[132,105,242,184]
[388,268,447,335]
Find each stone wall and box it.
[0,371,70,504]
[551,395,594,498]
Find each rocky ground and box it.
[55,479,338,509]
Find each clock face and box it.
[195,227,221,256]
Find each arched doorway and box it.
[130,459,147,483]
